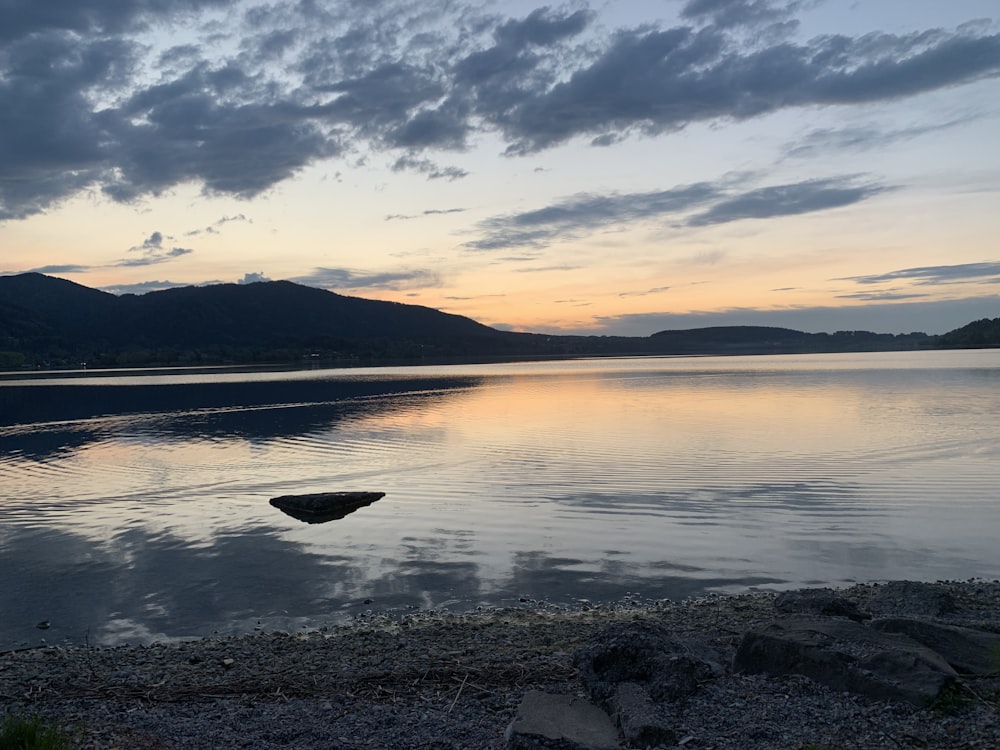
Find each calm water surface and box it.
[2,350,999,648]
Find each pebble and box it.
[0,580,997,750]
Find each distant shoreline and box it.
[4,344,998,381]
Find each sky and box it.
[1,0,999,336]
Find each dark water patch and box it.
[0,374,483,427]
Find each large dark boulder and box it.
[870,618,1000,676]
[505,691,619,750]
[573,621,717,746]
[610,682,677,748]
[734,616,958,706]
[574,621,719,706]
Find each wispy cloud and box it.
[784,118,977,160]
[291,266,442,291]
[465,182,720,250]
[619,286,671,298]
[25,264,94,275]
[465,175,888,250]
[836,290,931,301]
[843,262,1000,286]
[391,156,468,181]
[685,177,889,227]
[385,207,466,221]
[185,213,251,236]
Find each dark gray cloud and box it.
[0,0,232,43]
[123,231,193,266]
[292,266,443,291]
[680,0,804,30]
[119,247,193,267]
[1,0,998,220]
[467,175,886,250]
[491,24,1000,154]
[685,176,888,226]
[238,271,272,284]
[25,264,94,275]
[135,231,165,251]
[391,156,469,181]
[105,64,337,201]
[783,118,973,159]
[842,262,1000,286]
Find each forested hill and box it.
[933,317,1000,349]
[0,272,515,366]
[0,273,996,368]
[647,325,930,354]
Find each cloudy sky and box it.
[1,0,998,335]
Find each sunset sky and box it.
[1,0,998,336]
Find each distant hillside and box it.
[0,273,517,367]
[648,325,931,355]
[0,273,993,369]
[933,317,1000,349]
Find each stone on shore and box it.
[866,581,958,618]
[775,588,871,621]
[733,616,958,705]
[506,690,619,750]
[869,617,1000,676]
[610,682,678,748]
[573,621,718,746]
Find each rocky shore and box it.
[2,580,998,750]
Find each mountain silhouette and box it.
[0,273,522,365]
[0,273,995,368]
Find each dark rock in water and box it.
[505,690,619,750]
[870,617,1000,676]
[775,588,870,621]
[734,616,958,705]
[269,491,385,524]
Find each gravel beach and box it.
[2,581,998,750]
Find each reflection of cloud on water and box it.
[369,559,483,611]
[0,525,339,649]
[784,536,993,586]
[502,551,783,605]
[0,517,787,651]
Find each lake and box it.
[2,350,999,649]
